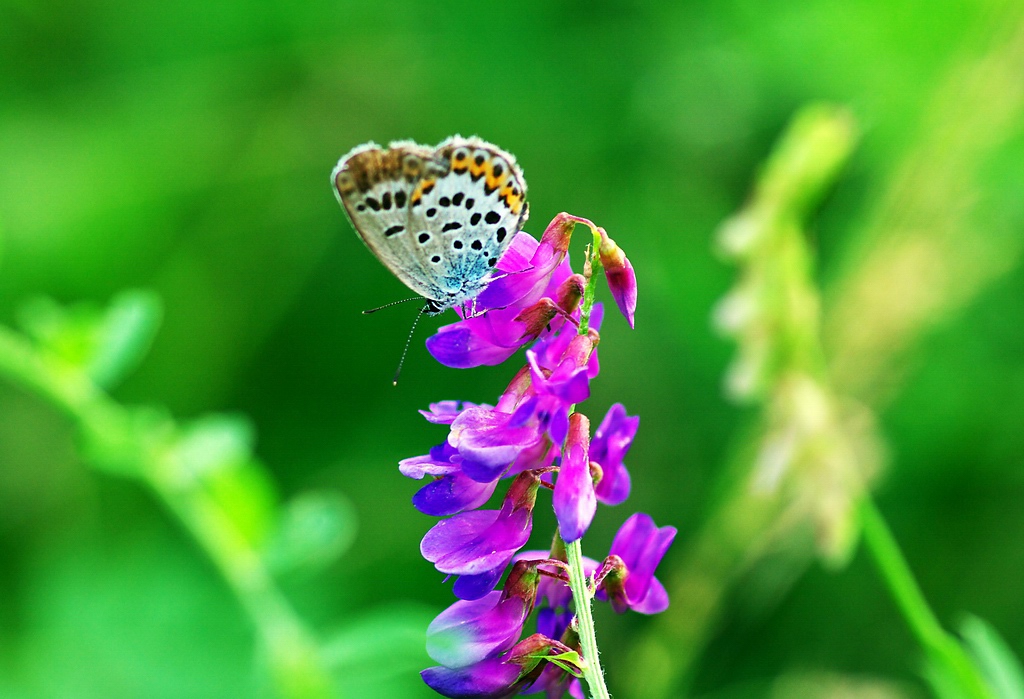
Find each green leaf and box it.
[87,290,162,388]
[539,650,585,678]
[170,415,278,547]
[175,414,255,479]
[16,290,162,389]
[264,492,357,574]
[960,616,1024,699]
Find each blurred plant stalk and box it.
[632,4,1024,695]
[0,310,338,699]
[823,6,1024,407]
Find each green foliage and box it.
[18,290,161,389]
[265,491,357,574]
[961,617,1024,699]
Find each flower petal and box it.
[413,472,499,517]
[553,414,596,542]
[426,592,530,668]
[422,658,525,698]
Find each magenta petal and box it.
[553,415,596,542]
[450,407,543,479]
[547,405,570,447]
[606,513,676,612]
[631,577,670,615]
[426,592,529,668]
[477,234,564,309]
[399,453,459,479]
[400,442,461,479]
[422,659,525,699]
[413,472,499,516]
[421,511,497,568]
[421,505,533,575]
[591,404,638,506]
[453,567,506,600]
[606,256,637,329]
[594,464,631,506]
[553,366,591,404]
[427,323,522,368]
[420,401,480,424]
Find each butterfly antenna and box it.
[363,296,423,314]
[393,304,429,386]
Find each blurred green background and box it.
[1,1,1023,698]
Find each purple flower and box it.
[590,404,638,506]
[404,207,652,697]
[553,413,597,543]
[448,403,546,483]
[448,335,595,483]
[421,472,540,599]
[531,303,603,380]
[597,228,637,329]
[426,214,579,369]
[401,442,499,516]
[426,562,540,668]
[423,633,573,699]
[598,513,676,614]
[422,657,529,699]
[420,401,482,425]
[520,333,594,446]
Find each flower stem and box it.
[563,226,613,699]
[578,229,603,336]
[860,497,992,698]
[567,537,612,699]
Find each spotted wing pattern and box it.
[332,136,529,312]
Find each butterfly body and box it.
[332,136,528,315]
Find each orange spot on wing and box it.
[469,157,487,179]
[411,178,436,204]
[485,166,507,192]
[451,152,469,173]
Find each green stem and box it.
[861,497,992,698]
[561,227,613,699]
[0,327,335,699]
[567,538,611,699]
[578,232,602,336]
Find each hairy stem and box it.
[567,538,611,699]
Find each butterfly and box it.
[331,136,529,316]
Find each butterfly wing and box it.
[332,141,446,302]
[332,136,528,309]
[409,137,528,307]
